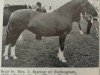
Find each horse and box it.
[3,0,96,63]
[3,5,32,26]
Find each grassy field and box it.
[1,20,99,67]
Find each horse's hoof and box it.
[61,59,67,63]
[4,56,9,60]
[13,56,17,60]
[10,55,17,60]
[80,31,84,35]
[59,58,67,63]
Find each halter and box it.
[81,1,98,17]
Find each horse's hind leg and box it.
[4,27,23,60]
[10,30,23,59]
[57,33,67,62]
[3,44,10,60]
[3,30,11,60]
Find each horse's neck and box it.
[55,1,82,21]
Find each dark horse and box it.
[3,5,32,26]
[3,0,96,62]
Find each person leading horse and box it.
[36,2,47,13]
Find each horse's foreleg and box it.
[57,33,67,62]
[77,22,83,35]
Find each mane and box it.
[87,2,98,17]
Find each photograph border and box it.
[0,0,99,75]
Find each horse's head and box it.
[80,0,99,27]
[70,0,98,22]
[80,0,98,17]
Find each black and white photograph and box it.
[1,0,99,68]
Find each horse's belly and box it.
[28,21,71,36]
[28,24,59,36]
[36,27,58,36]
